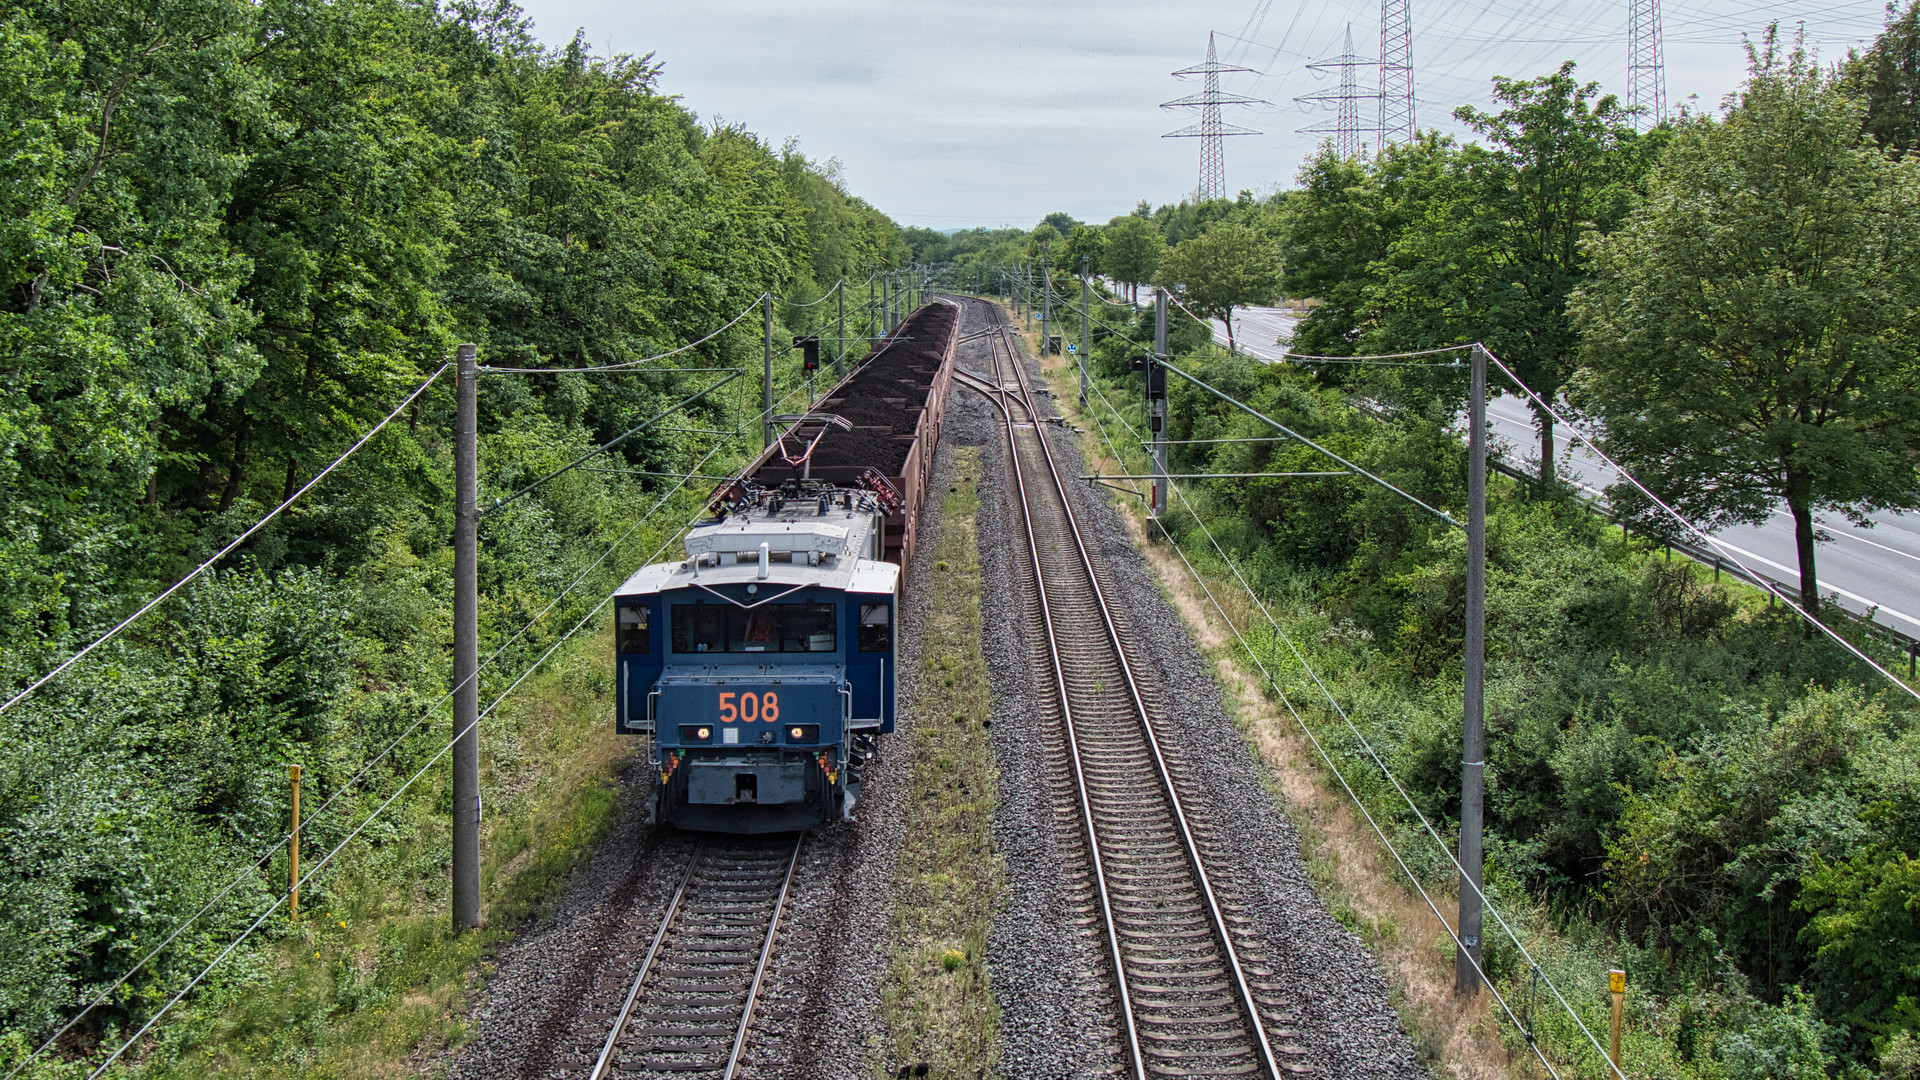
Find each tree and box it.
[1062,222,1103,277]
[1846,0,1920,156]
[1277,145,1390,357]
[1368,63,1646,489]
[1570,35,1920,618]
[1102,214,1163,303]
[1155,223,1281,353]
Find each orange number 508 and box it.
[717,691,779,723]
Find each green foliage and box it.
[1080,330,1918,1075]
[0,0,904,1065]
[1100,215,1165,301]
[1846,0,1920,156]
[1800,849,1920,1033]
[1719,987,1838,1080]
[1155,223,1282,354]
[1570,32,1920,614]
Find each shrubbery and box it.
[1090,345,1919,1075]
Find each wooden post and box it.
[1609,969,1626,1074]
[289,764,302,921]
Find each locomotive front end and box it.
[613,486,896,832]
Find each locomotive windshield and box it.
[670,603,837,653]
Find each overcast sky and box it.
[512,0,1896,230]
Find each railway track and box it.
[964,300,1307,1079]
[577,835,801,1080]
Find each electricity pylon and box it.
[1162,32,1266,204]
[1297,25,1382,159]
[1627,0,1666,130]
[1380,0,1415,144]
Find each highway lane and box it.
[1112,295,1915,638]
[1209,307,1300,361]
[1485,395,1920,636]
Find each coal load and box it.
[753,303,959,487]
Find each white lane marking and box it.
[1701,539,1920,631]
[1762,508,1920,565]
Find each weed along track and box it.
[959,299,1311,1079]
[576,835,801,1079]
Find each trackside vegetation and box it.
[934,11,1920,1075]
[1059,306,1920,1080]
[0,0,906,1071]
[878,450,1003,1079]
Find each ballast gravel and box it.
[442,295,1422,1080]
[969,302,1426,1080]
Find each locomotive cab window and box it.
[670,603,836,653]
[616,604,649,654]
[857,603,892,652]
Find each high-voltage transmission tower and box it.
[1296,25,1382,159]
[1379,0,1415,144]
[1627,0,1666,130]
[1162,32,1266,204]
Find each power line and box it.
[1296,24,1382,158]
[485,297,764,374]
[1163,32,1268,202]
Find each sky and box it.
[510,0,1898,230]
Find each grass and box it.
[876,448,1005,1080]
[138,621,631,1079]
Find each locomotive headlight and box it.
[680,725,713,743]
[697,726,711,740]
[789,726,803,740]
[786,725,819,743]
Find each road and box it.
[1128,297,1916,638]
[1208,306,1300,361]
[1485,395,1920,637]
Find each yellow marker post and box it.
[1608,968,1626,1073]
[288,760,299,922]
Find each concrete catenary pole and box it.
[836,279,846,380]
[1079,256,1091,406]
[1457,343,1488,991]
[452,342,481,931]
[762,293,774,450]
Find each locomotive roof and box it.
[614,498,898,599]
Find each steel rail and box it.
[724,834,804,1079]
[971,311,1144,1080]
[973,300,1282,1079]
[589,840,707,1080]
[587,833,802,1080]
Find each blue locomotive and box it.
[613,482,898,831]
[614,299,958,832]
